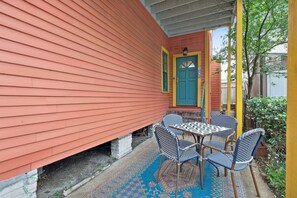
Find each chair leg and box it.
[224,167,228,177]
[180,163,184,173]
[231,171,238,198]
[157,156,163,182]
[175,164,181,198]
[249,164,261,197]
[199,160,203,189]
[196,157,198,165]
[201,160,204,188]
[207,161,220,177]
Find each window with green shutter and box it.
[161,47,169,93]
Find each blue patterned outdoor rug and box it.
[86,144,246,198]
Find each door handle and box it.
[176,77,179,84]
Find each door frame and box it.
[173,51,202,107]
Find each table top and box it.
[169,121,231,136]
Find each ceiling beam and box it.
[160,5,233,26]
[168,18,231,33]
[156,0,234,20]
[151,0,197,14]
[163,11,232,30]
[144,0,165,7]
[168,19,231,36]
[169,23,230,37]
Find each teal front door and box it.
[176,56,198,106]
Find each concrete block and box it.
[111,134,132,159]
[0,170,37,198]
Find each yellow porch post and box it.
[236,0,243,137]
[227,25,231,116]
[205,31,209,121]
[286,0,297,196]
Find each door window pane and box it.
[179,60,195,69]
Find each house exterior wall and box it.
[168,32,206,107]
[211,61,221,111]
[266,70,287,97]
[0,0,170,180]
[252,53,287,97]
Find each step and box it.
[166,108,202,122]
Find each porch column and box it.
[286,0,297,196]
[204,30,210,121]
[227,25,231,116]
[236,0,243,137]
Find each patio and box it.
[65,136,274,198]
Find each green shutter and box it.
[162,50,168,92]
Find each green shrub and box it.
[246,97,286,197]
[246,97,286,154]
[266,163,286,197]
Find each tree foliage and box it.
[215,0,288,99]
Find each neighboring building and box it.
[221,81,236,106]
[220,44,287,106]
[265,70,287,97]
[252,44,288,97]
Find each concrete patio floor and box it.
[66,136,275,198]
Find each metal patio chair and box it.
[203,115,238,151]
[162,114,194,148]
[210,110,222,117]
[154,125,202,198]
[202,128,265,198]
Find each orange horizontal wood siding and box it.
[211,61,221,111]
[0,0,169,180]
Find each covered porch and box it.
[0,0,296,197]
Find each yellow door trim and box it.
[173,52,202,107]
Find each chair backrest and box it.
[233,128,265,164]
[211,115,238,138]
[162,114,183,135]
[154,125,179,161]
[210,110,222,117]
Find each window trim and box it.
[161,46,170,93]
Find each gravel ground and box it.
[37,131,149,198]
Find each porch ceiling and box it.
[141,0,236,37]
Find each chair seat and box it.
[180,149,200,163]
[203,140,225,150]
[206,152,248,171]
[179,139,195,148]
